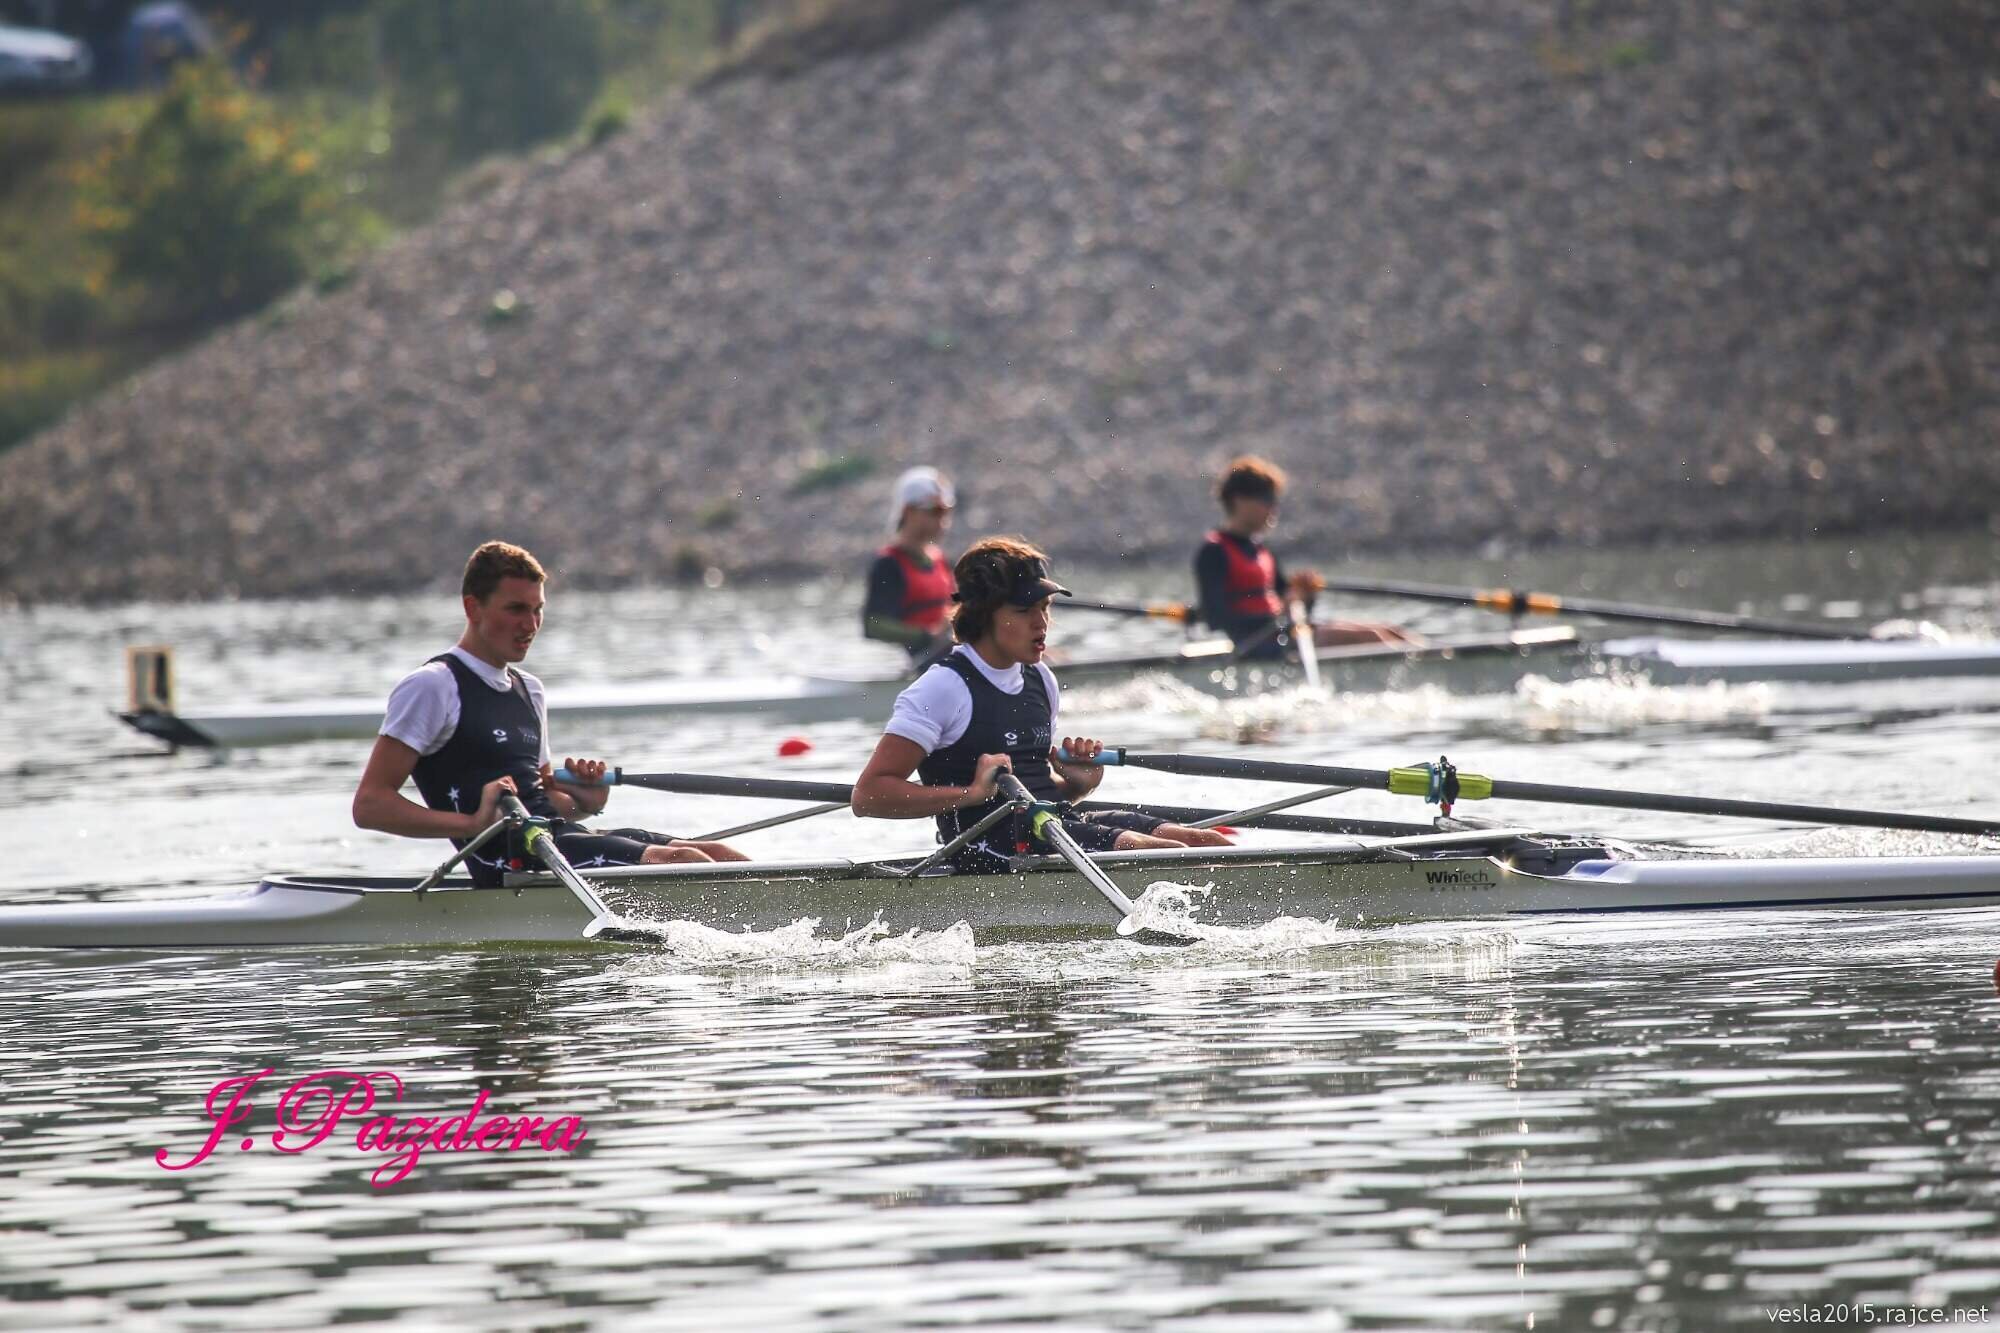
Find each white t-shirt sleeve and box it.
[883,665,975,754]
[521,672,551,767]
[380,663,460,756]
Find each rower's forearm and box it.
[851,778,977,819]
[353,790,477,840]
[549,785,607,819]
[1053,767,1104,801]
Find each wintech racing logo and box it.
[1424,866,1498,890]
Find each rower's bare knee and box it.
[695,840,749,862]
[1157,823,1232,847]
[1112,831,1179,852]
[641,844,712,865]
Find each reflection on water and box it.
[1,915,1997,1330]
[4,533,2000,1328]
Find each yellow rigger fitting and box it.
[1386,765,1494,803]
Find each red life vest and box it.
[1204,530,1283,618]
[880,544,956,632]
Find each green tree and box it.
[80,60,336,319]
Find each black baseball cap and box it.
[955,552,1073,608]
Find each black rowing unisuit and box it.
[409,653,558,835]
[917,653,1060,847]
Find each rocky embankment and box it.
[2,0,1995,604]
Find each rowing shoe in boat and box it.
[7,831,2000,949]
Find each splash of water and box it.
[1513,672,1774,732]
[606,913,977,968]
[1066,674,1460,743]
[1121,880,1357,954]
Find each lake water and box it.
[4,532,2000,1330]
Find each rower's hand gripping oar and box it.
[1069,749,2000,837]
[496,794,652,943]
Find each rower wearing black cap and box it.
[851,536,1231,873]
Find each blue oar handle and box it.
[1057,747,1125,766]
[553,766,622,786]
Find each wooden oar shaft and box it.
[1316,576,1856,640]
[1066,598,1193,622]
[1091,750,2000,837]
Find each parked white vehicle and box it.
[0,21,91,93]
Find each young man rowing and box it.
[1194,455,1420,660]
[852,537,1230,873]
[352,541,745,883]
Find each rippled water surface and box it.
[5,534,2000,1330]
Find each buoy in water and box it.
[777,736,813,757]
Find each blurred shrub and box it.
[380,0,609,162]
[789,453,876,495]
[79,61,341,319]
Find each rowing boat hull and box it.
[1594,636,2000,684]
[6,844,1998,949]
[107,629,1581,749]
[116,628,2000,749]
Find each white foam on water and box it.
[602,912,978,968]
[1066,673,1464,743]
[1748,826,1998,860]
[1512,671,1775,732]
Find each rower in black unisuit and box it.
[404,652,692,885]
[850,536,1234,874]
[352,540,749,885]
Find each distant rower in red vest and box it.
[1194,456,1420,661]
[863,466,959,667]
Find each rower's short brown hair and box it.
[951,536,1047,643]
[462,541,546,602]
[1217,455,1287,506]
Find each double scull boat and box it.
[8,831,2000,949]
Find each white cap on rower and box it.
[889,466,955,530]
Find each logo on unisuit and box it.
[155,1069,588,1188]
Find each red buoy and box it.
[777,736,813,757]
